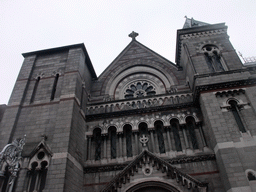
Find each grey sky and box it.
[1,0,255,104]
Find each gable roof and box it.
[98,39,178,80]
[22,138,52,157]
[100,150,208,192]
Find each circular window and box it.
[37,151,45,160]
[124,81,156,99]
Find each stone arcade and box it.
[1,17,256,192]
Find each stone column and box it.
[87,136,92,160]
[149,130,156,153]
[118,132,123,157]
[181,125,189,149]
[102,134,108,159]
[197,123,211,152]
[134,131,139,155]
[166,127,172,152]
[198,123,207,147]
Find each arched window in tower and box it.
[248,172,256,181]
[93,128,102,160]
[30,76,40,103]
[124,81,156,99]
[228,100,246,133]
[154,121,166,154]
[202,45,225,72]
[124,124,133,157]
[50,73,59,100]
[186,117,199,150]
[108,126,117,159]
[170,119,182,152]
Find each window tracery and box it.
[26,149,50,192]
[202,44,225,72]
[124,81,156,99]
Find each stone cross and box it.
[129,31,139,40]
[139,134,149,147]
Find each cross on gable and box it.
[129,31,139,40]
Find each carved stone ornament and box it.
[0,135,26,190]
[139,134,149,147]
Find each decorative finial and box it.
[129,31,139,40]
[184,15,187,18]
[41,134,48,142]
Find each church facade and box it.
[1,18,256,192]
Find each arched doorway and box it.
[126,181,180,192]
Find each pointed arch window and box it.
[26,150,50,192]
[124,125,133,157]
[50,73,59,100]
[202,45,226,72]
[229,100,246,133]
[30,76,40,103]
[93,128,102,160]
[154,121,166,154]
[170,119,182,152]
[248,172,256,181]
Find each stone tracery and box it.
[124,81,156,99]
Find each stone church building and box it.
[1,18,256,192]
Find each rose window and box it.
[124,81,156,99]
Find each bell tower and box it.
[0,44,97,191]
[177,17,256,192]
[176,17,244,90]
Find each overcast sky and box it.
[1,0,255,104]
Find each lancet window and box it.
[124,124,133,157]
[30,76,40,103]
[248,172,256,181]
[139,122,148,136]
[26,150,50,192]
[202,45,225,72]
[50,73,59,100]
[154,121,166,154]
[228,100,246,133]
